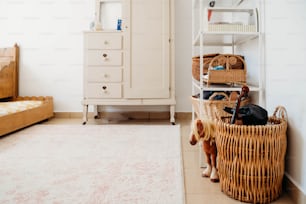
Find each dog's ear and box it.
[189,133,197,145]
[196,119,203,134]
[189,120,199,145]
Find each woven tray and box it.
[216,106,288,204]
[190,92,249,120]
[192,53,219,81]
[204,54,246,86]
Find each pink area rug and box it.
[0,124,184,204]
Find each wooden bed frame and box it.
[0,44,54,136]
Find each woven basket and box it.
[204,54,246,86]
[190,92,249,120]
[216,106,288,204]
[192,53,219,81]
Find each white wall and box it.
[265,0,306,196]
[0,0,94,111]
[1,0,305,197]
[175,0,192,112]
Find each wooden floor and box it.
[43,116,295,204]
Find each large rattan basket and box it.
[216,106,288,204]
[190,92,249,120]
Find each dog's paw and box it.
[210,167,219,182]
[202,165,212,177]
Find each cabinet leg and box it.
[82,105,88,125]
[170,105,175,125]
[94,105,100,119]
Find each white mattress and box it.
[0,101,43,116]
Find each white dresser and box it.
[82,0,175,124]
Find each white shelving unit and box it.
[192,0,265,119]
[192,0,265,166]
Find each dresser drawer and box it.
[86,50,122,66]
[85,33,122,49]
[86,67,122,82]
[86,83,122,98]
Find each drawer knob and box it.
[104,74,108,78]
[102,53,108,61]
[104,41,108,45]
[102,86,108,93]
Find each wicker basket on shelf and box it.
[192,53,219,81]
[190,92,249,120]
[216,106,288,204]
[204,54,246,86]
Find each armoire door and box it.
[123,0,171,98]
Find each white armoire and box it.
[82,0,175,124]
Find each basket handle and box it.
[208,55,229,70]
[208,92,229,101]
[273,106,288,121]
[208,54,247,71]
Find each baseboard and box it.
[54,111,192,121]
[284,174,306,204]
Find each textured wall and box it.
[0,0,194,113]
[265,0,306,195]
[0,0,93,111]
